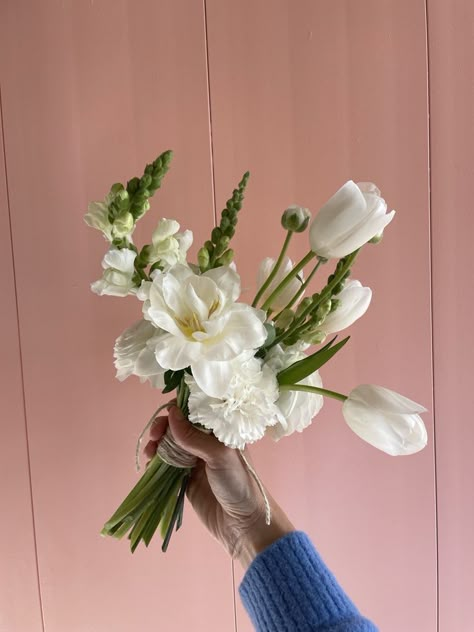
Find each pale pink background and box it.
[0,1,471,631]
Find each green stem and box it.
[279,383,347,402]
[269,249,359,348]
[261,250,316,312]
[252,231,293,307]
[274,259,324,320]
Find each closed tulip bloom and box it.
[309,181,395,258]
[316,280,372,338]
[342,384,428,456]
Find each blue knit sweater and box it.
[239,531,378,631]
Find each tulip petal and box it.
[154,334,198,370]
[349,384,427,414]
[191,360,235,398]
[343,398,428,456]
[204,266,241,302]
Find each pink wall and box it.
[0,1,471,631]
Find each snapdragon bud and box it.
[296,297,313,318]
[115,189,131,210]
[330,298,340,313]
[301,330,326,345]
[113,210,134,238]
[110,182,125,195]
[214,236,231,258]
[198,247,210,271]
[315,298,332,321]
[281,205,311,232]
[275,308,295,330]
[216,249,234,266]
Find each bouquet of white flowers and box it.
[86,150,427,553]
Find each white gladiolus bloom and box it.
[91,248,137,297]
[139,264,267,397]
[309,181,395,259]
[265,345,324,440]
[256,256,303,311]
[343,384,428,456]
[186,354,284,449]
[317,280,372,339]
[149,218,193,269]
[114,320,165,388]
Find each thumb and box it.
[168,406,229,468]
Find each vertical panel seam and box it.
[203,0,218,227]
[202,2,238,631]
[0,84,46,632]
[424,2,440,631]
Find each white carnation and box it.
[265,345,324,440]
[186,354,284,449]
[114,319,165,388]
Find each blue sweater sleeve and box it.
[239,531,378,631]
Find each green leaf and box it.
[277,336,350,385]
[162,369,184,393]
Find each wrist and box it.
[235,501,295,570]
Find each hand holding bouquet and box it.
[86,151,427,553]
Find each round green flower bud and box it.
[211,227,222,244]
[216,249,234,266]
[281,205,311,232]
[110,182,124,195]
[214,236,231,258]
[127,177,140,194]
[315,298,332,320]
[330,298,340,313]
[332,281,345,295]
[198,247,210,271]
[113,210,134,238]
[301,330,326,345]
[296,297,313,318]
[140,174,152,189]
[204,240,214,254]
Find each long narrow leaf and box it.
[277,336,350,385]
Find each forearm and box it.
[239,530,378,631]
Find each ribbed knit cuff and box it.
[239,531,378,631]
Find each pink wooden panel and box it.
[0,2,234,631]
[0,93,44,632]
[428,2,474,630]
[206,1,437,630]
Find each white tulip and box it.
[342,384,428,456]
[256,256,303,311]
[264,345,324,440]
[139,264,267,397]
[91,248,137,297]
[309,181,395,259]
[317,280,372,338]
[149,218,193,269]
[114,320,165,388]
